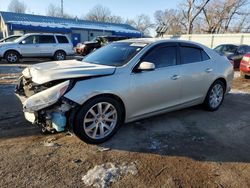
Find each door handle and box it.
[171,75,181,80]
[205,68,213,73]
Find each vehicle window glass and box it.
[246,46,250,52]
[223,45,237,53]
[83,42,146,67]
[39,35,55,44]
[202,50,210,61]
[56,36,69,43]
[23,35,39,44]
[142,46,177,68]
[181,47,202,64]
[214,45,223,52]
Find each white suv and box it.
[0,33,75,63]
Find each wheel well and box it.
[54,50,66,56]
[215,77,227,91]
[4,50,21,58]
[81,94,126,123]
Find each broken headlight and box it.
[23,80,70,112]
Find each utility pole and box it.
[61,0,64,17]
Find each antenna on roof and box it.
[61,0,64,17]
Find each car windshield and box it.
[83,42,147,67]
[6,36,21,42]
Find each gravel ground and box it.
[0,60,250,188]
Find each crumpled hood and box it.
[22,60,116,84]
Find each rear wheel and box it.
[74,97,124,144]
[203,80,225,111]
[5,51,20,63]
[54,51,66,61]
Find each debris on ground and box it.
[73,159,82,164]
[43,138,61,147]
[82,162,138,188]
[97,147,111,152]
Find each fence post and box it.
[210,35,214,48]
[240,34,244,44]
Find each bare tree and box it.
[84,5,124,23]
[126,14,154,35]
[8,0,27,13]
[154,9,185,35]
[46,4,74,18]
[181,0,211,34]
[202,0,249,33]
[46,4,61,17]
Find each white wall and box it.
[163,34,250,48]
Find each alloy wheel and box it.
[209,83,224,109]
[83,102,118,140]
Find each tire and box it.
[203,80,225,111]
[5,51,20,63]
[54,50,66,61]
[74,96,124,144]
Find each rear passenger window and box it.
[56,36,69,43]
[181,47,210,64]
[202,50,210,61]
[39,35,56,44]
[143,46,177,68]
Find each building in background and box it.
[0,11,142,46]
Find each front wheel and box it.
[5,51,20,63]
[74,97,124,144]
[203,80,225,111]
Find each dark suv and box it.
[214,44,250,68]
[75,36,130,56]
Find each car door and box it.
[128,43,182,119]
[19,35,40,57]
[179,43,215,104]
[37,35,57,56]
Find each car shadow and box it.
[101,92,250,163]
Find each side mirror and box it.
[137,61,155,72]
[21,40,26,44]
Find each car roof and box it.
[23,33,67,36]
[118,38,208,47]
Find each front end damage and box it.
[15,75,79,133]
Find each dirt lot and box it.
[0,60,250,188]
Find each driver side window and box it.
[142,46,177,69]
[23,35,39,44]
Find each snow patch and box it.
[82,162,138,188]
[230,89,249,95]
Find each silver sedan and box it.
[16,39,234,144]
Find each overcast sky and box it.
[0,0,178,20]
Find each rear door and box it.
[129,43,182,118]
[179,43,214,104]
[37,35,57,56]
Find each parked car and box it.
[75,35,130,56]
[214,44,250,68]
[16,39,234,144]
[240,53,250,78]
[0,33,74,63]
[0,34,22,43]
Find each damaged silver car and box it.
[16,39,234,144]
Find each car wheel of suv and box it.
[54,51,66,61]
[203,80,225,111]
[5,51,19,63]
[74,97,124,144]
